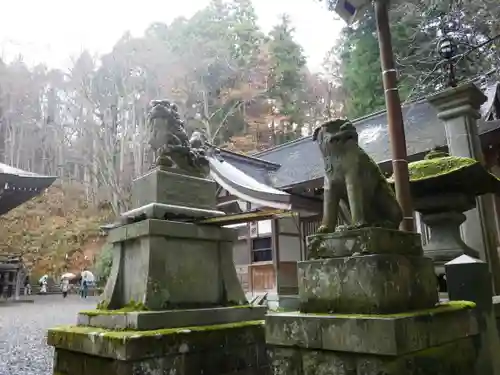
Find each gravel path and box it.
[0,295,97,375]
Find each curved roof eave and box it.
[208,156,292,211]
[0,165,57,216]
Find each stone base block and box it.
[266,303,477,355]
[77,305,266,330]
[307,227,423,259]
[102,219,247,310]
[298,254,438,314]
[266,303,479,375]
[49,320,268,375]
[132,168,217,210]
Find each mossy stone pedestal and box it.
[48,167,268,375]
[302,227,437,314]
[49,321,267,375]
[414,193,479,277]
[266,227,481,374]
[100,219,249,311]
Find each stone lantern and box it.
[394,150,500,281]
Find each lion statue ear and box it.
[339,120,355,131]
[312,126,322,141]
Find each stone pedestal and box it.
[48,166,268,374]
[122,168,225,222]
[414,193,479,275]
[267,304,479,374]
[49,321,267,375]
[266,228,482,374]
[101,219,248,310]
[133,167,217,210]
[428,83,500,291]
[303,228,437,314]
[299,254,437,314]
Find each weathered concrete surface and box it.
[77,305,266,330]
[132,168,217,210]
[49,321,268,375]
[307,227,423,259]
[298,254,438,314]
[102,219,247,311]
[266,303,478,355]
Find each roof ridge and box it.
[252,135,312,157]
[219,148,281,168]
[253,98,431,158]
[254,76,498,158]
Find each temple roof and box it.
[0,163,56,216]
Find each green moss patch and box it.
[407,156,477,181]
[288,301,476,319]
[88,300,148,315]
[83,303,254,317]
[50,319,265,340]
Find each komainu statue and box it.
[148,99,210,176]
[312,119,403,232]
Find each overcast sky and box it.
[0,0,344,72]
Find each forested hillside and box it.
[0,184,112,278]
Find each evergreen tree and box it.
[267,14,307,143]
[230,0,264,68]
[337,14,385,119]
[321,0,499,118]
[335,11,425,118]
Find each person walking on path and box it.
[81,279,88,299]
[24,275,31,296]
[61,278,69,298]
[40,279,47,294]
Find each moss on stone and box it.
[406,155,477,181]
[444,300,476,308]
[96,300,109,310]
[50,319,265,340]
[307,236,328,259]
[82,300,149,316]
[293,301,476,319]
[80,309,124,316]
[82,303,254,318]
[307,226,330,259]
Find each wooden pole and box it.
[374,0,414,232]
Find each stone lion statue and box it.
[147,100,210,176]
[312,119,403,232]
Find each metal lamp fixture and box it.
[437,36,458,87]
[437,37,457,60]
